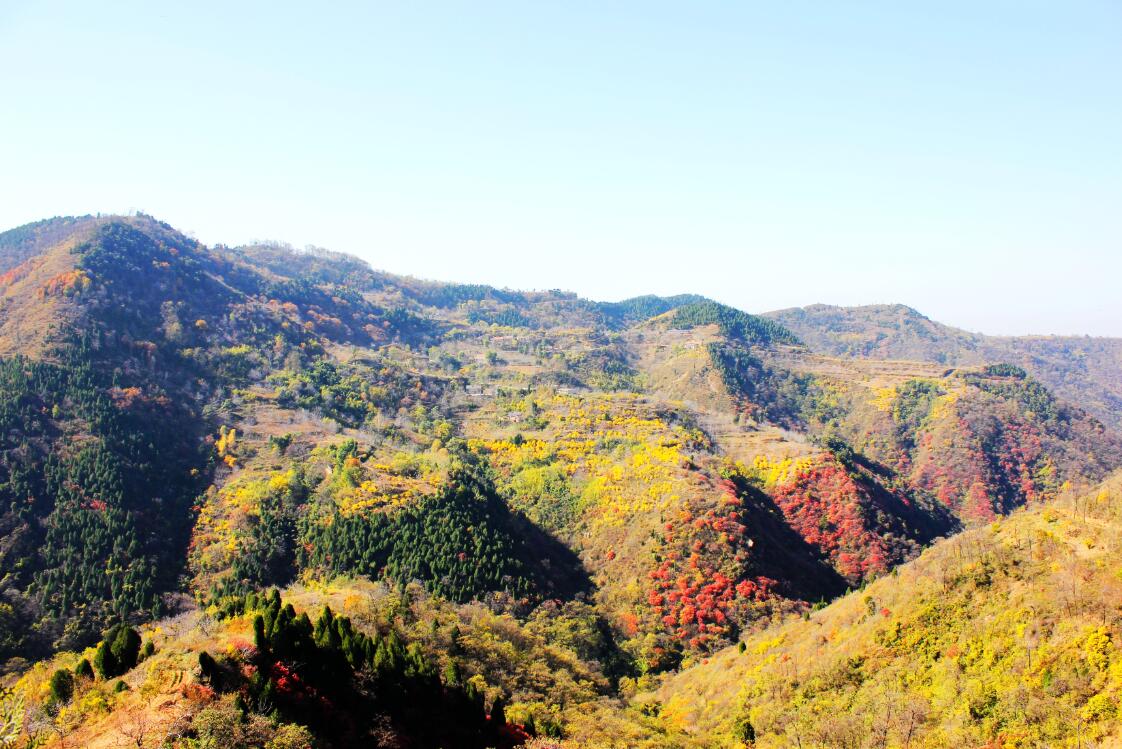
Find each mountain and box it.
[766,303,1122,432]
[1,215,1120,748]
[653,470,1122,748]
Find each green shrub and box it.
[110,626,142,673]
[48,669,74,704]
[266,723,317,749]
[74,658,94,679]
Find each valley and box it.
[1,214,1121,748]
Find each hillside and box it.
[766,303,1122,432]
[654,471,1122,748]
[1,215,1121,747]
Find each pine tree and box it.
[48,669,74,704]
[92,639,115,680]
[74,659,94,679]
[253,614,267,651]
[109,626,141,673]
[490,695,507,727]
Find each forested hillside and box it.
[655,471,1122,748]
[1,215,1121,748]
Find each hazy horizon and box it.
[2,1,1119,336]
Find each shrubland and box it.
[1,215,1121,747]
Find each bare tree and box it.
[157,703,193,749]
[20,700,70,749]
[894,696,929,749]
[115,710,154,749]
[866,691,893,749]
[197,611,217,638]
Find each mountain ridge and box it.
[765,302,1122,432]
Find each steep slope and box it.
[2,214,1122,748]
[452,298,1120,670]
[0,216,104,357]
[654,471,1122,747]
[0,216,102,274]
[10,586,532,748]
[635,307,1119,542]
[4,215,1117,665]
[766,303,1122,432]
[0,214,442,663]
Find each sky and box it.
[1,1,1120,336]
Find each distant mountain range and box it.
[766,303,1122,431]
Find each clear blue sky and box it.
[2,1,1119,335]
